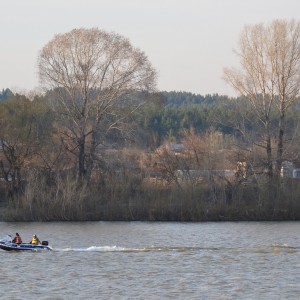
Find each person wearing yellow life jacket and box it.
[12,233,22,244]
[30,234,41,245]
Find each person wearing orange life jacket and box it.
[12,233,22,244]
[30,234,41,245]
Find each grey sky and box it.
[0,0,299,96]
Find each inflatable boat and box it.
[0,236,51,251]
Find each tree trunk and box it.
[276,112,285,176]
[85,131,97,184]
[265,120,273,177]
[78,136,85,180]
[266,135,273,176]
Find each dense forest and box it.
[1,88,300,222]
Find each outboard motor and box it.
[42,241,49,246]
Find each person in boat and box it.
[30,234,41,245]
[12,233,22,244]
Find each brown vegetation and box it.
[2,145,300,222]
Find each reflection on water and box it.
[1,222,300,299]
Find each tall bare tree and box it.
[38,28,157,183]
[223,19,300,176]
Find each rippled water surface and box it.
[1,221,300,299]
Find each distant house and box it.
[280,161,300,179]
[167,143,184,153]
[175,169,235,185]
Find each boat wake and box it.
[54,245,221,253]
[270,243,300,250]
[53,243,300,254]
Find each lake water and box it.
[1,221,300,299]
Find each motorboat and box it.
[0,235,52,251]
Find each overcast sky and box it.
[0,0,299,96]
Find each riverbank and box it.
[0,187,300,222]
[2,178,300,222]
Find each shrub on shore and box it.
[2,171,300,222]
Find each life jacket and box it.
[14,236,22,244]
[31,237,40,244]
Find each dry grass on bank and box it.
[2,173,300,222]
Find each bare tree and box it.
[223,19,300,176]
[38,28,157,183]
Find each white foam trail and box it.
[54,246,132,252]
[52,245,213,253]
